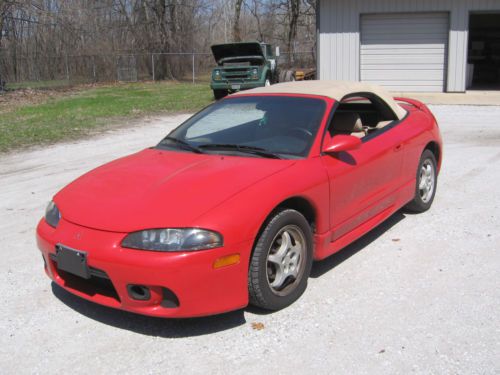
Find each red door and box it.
[321,129,404,241]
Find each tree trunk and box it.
[286,0,300,66]
[233,0,244,42]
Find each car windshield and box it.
[159,96,326,158]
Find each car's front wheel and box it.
[404,149,438,212]
[248,209,313,310]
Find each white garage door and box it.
[360,13,449,92]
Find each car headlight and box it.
[121,228,223,252]
[213,70,221,80]
[251,68,258,79]
[45,201,61,228]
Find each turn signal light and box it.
[213,254,240,269]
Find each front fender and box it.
[193,158,330,249]
[261,65,271,81]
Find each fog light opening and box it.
[127,284,151,301]
[161,287,180,308]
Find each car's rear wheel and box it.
[213,89,228,100]
[248,209,313,310]
[404,149,438,213]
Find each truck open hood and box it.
[211,42,265,64]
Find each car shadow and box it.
[51,283,246,338]
[310,210,406,278]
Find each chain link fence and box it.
[0,51,316,90]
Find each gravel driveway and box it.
[1,107,499,374]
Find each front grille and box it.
[225,74,248,79]
[223,66,250,72]
[49,254,120,302]
[221,67,252,80]
[58,270,121,302]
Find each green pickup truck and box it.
[210,42,279,100]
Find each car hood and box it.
[211,42,264,64]
[55,148,294,232]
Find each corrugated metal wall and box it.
[318,0,500,92]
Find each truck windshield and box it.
[163,96,326,158]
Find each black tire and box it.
[213,89,227,100]
[284,70,295,82]
[248,209,313,311]
[404,149,438,213]
[278,69,287,83]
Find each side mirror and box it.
[323,135,362,154]
[275,46,280,57]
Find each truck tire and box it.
[285,70,295,82]
[213,89,228,100]
[279,70,287,83]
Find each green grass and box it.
[0,82,213,153]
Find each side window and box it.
[327,109,366,138]
[328,94,398,138]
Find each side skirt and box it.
[313,179,415,261]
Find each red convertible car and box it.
[37,81,442,318]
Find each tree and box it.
[286,0,300,65]
[0,0,317,84]
[0,0,15,49]
[233,0,243,42]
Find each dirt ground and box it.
[0,89,62,114]
[0,107,499,374]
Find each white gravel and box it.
[1,106,499,374]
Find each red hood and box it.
[55,148,294,232]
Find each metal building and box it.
[317,0,500,92]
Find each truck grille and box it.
[225,74,248,79]
[221,67,252,80]
[224,67,249,73]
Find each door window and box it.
[328,93,399,139]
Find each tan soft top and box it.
[232,80,407,120]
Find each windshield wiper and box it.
[198,144,282,159]
[159,136,203,154]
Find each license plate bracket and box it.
[56,244,90,279]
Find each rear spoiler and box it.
[394,97,426,110]
[395,97,437,124]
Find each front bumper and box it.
[36,218,251,318]
[210,80,264,91]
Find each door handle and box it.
[394,144,402,152]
